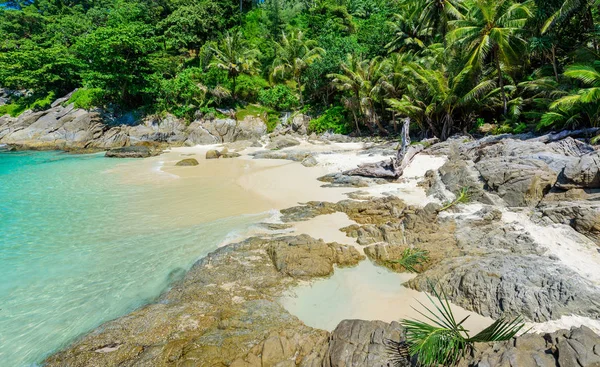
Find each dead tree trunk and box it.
[345,118,431,179]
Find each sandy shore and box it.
[110,139,600,336]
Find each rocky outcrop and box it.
[266,136,301,150]
[45,235,344,366]
[460,326,600,367]
[0,95,269,151]
[408,254,600,322]
[322,320,408,367]
[267,235,364,277]
[105,146,159,158]
[476,157,558,207]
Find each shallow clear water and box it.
[0,151,265,366]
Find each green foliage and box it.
[401,282,526,367]
[441,187,470,211]
[235,74,270,102]
[258,85,299,111]
[0,92,55,117]
[387,248,430,273]
[66,88,104,109]
[236,104,280,132]
[308,106,351,133]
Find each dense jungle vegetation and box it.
[1,0,600,138]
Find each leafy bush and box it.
[67,88,104,109]
[0,92,56,117]
[308,106,351,134]
[258,85,299,111]
[235,75,269,102]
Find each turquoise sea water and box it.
[0,150,264,366]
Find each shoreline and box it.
[4,133,600,366]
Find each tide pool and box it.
[0,151,266,366]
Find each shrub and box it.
[67,88,104,109]
[236,75,269,102]
[258,84,299,111]
[308,106,351,134]
[0,92,56,117]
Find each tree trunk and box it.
[497,55,507,115]
[551,45,559,82]
[232,75,237,99]
[344,118,429,179]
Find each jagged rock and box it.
[267,136,300,150]
[221,151,241,158]
[206,149,221,159]
[267,234,364,277]
[438,158,497,205]
[291,114,310,135]
[559,150,600,189]
[538,201,600,242]
[45,235,333,366]
[408,254,600,322]
[175,158,199,166]
[105,146,158,158]
[461,326,600,367]
[322,320,407,367]
[476,157,558,207]
[301,155,318,167]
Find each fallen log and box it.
[345,118,426,179]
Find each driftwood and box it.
[345,118,425,179]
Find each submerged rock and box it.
[206,149,220,159]
[105,145,158,158]
[175,158,199,166]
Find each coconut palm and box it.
[386,58,472,139]
[419,0,466,41]
[399,282,525,367]
[329,54,388,134]
[447,0,534,115]
[541,62,600,129]
[210,31,260,99]
[271,30,325,106]
[542,0,599,34]
[386,1,431,53]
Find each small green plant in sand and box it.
[441,187,470,211]
[388,248,430,273]
[398,282,526,367]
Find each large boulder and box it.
[408,254,600,322]
[267,234,364,278]
[322,320,408,367]
[476,157,558,207]
[461,326,600,367]
[559,150,600,189]
[266,136,300,150]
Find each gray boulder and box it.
[408,254,600,322]
[322,320,407,367]
[476,157,558,207]
[267,136,300,150]
[559,150,600,189]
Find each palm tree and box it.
[271,30,325,106]
[386,58,472,139]
[329,55,389,134]
[542,0,597,34]
[399,282,525,367]
[447,0,534,115]
[386,1,431,53]
[541,62,600,129]
[210,31,260,99]
[419,0,466,41]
